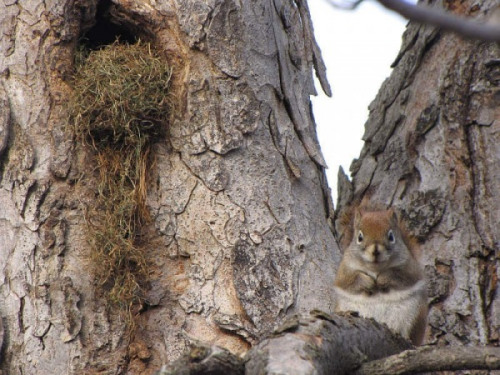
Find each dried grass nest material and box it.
[71,40,172,149]
[69,40,172,311]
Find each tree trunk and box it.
[336,0,500,349]
[1,0,498,374]
[0,0,339,373]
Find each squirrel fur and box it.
[334,207,427,345]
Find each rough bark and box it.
[336,0,500,350]
[139,0,338,370]
[157,314,500,375]
[0,0,338,373]
[355,346,500,375]
[157,312,413,375]
[244,312,412,375]
[156,344,245,375]
[2,0,498,373]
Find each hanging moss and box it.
[69,40,172,311]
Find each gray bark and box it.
[336,0,500,349]
[156,344,245,375]
[0,0,338,373]
[244,312,412,375]
[355,346,500,375]
[158,312,413,375]
[1,0,498,373]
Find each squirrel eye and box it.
[388,230,395,243]
[357,231,364,244]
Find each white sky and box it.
[309,0,409,203]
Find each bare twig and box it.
[355,346,500,375]
[377,0,500,42]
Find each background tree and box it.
[0,1,498,375]
[336,0,500,349]
[0,0,337,373]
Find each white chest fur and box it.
[334,280,426,339]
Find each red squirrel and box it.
[334,208,427,345]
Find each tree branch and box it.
[377,0,500,42]
[355,345,500,375]
[245,311,412,375]
[323,0,500,42]
[155,312,500,375]
[156,344,245,375]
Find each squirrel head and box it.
[350,208,412,267]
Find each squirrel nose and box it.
[373,247,380,257]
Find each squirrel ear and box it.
[354,208,362,225]
[388,208,398,224]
